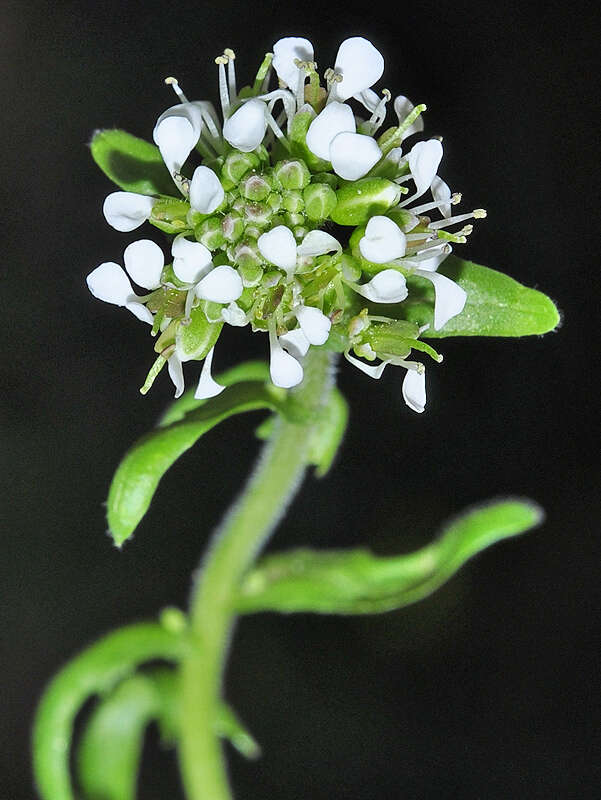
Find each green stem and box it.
[178,349,334,800]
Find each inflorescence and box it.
[87,36,486,412]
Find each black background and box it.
[3,1,600,798]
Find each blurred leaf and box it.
[107,380,287,545]
[33,623,185,800]
[237,499,543,614]
[90,129,175,196]
[398,256,560,337]
[215,704,261,760]
[308,387,349,477]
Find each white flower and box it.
[153,102,204,175]
[354,269,408,303]
[87,253,156,324]
[393,96,425,140]
[103,192,155,232]
[223,98,268,152]
[167,353,185,398]
[306,101,382,180]
[194,346,225,399]
[412,269,467,331]
[189,165,225,214]
[221,301,248,327]
[171,235,213,284]
[258,227,341,276]
[296,305,331,345]
[406,139,443,198]
[123,239,165,289]
[195,265,243,304]
[359,216,406,263]
[268,323,304,388]
[272,37,314,90]
[278,327,310,359]
[331,37,384,102]
[402,368,426,413]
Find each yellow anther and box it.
[474,208,487,218]
[215,55,228,65]
[223,47,236,60]
[451,193,462,205]
[164,76,178,85]
[382,89,391,100]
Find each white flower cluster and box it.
[87,36,486,412]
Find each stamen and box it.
[367,89,391,134]
[410,193,462,215]
[224,48,237,104]
[265,110,290,150]
[215,55,230,118]
[164,76,189,103]
[429,210,487,230]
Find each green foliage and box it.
[32,623,185,800]
[399,256,560,337]
[90,129,175,196]
[307,388,349,477]
[237,499,543,614]
[107,379,287,546]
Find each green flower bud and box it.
[330,178,401,226]
[221,211,245,243]
[266,192,282,213]
[150,197,191,234]
[195,216,226,250]
[239,262,264,287]
[222,150,260,186]
[293,226,308,240]
[340,253,362,282]
[244,201,272,226]
[231,196,247,215]
[240,172,271,201]
[282,189,304,213]
[284,211,305,228]
[233,238,262,269]
[274,159,310,190]
[311,172,339,189]
[303,183,337,221]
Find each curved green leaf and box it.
[90,129,175,196]
[397,256,560,337]
[308,387,349,477]
[237,499,543,614]
[108,380,286,545]
[33,623,185,800]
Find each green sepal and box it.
[307,388,349,477]
[33,623,185,800]
[90,129,175,196]
[149,197,192,234]
[331,178,401,226]
[215,703,262,760]
[175,306,223,361]
[237,499,544,615]
[399,256,561,337]
[107,379,288,545]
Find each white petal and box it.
[195,265,243,303]
[414,269,466,330]
[359,216,406,263]
[87,262,134,306]
[221,301,248,327]
[270,337,304,388]
[125,300,154,324]
[223,99,268,152]
[171,234,213,283]
[407,139,443,196]
[329,132,382,180]
[306,101,355,161]
[167,354,185,398]
[355,269,408,303]
[333,37,384,101]
[393,96,425,140]
[296,305,331,346]
[123,239,164,289]
[279,328,310,359]
[353,88,380,113]
[273,37,314,89]
[415,245,451,272]
[189,165,225,214]
[402,368,426,413]
[257,225,297,273]
[431,176,452,218]
[102,192,155,232]
[344,351,390,379]
[297,230,341,257]
[194,347,225,399]
[153,102,203,174]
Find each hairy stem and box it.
[178,349,334,800]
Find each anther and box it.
[164,76,188,102]
[223,48,236,60]
[451,193,462,205]
[473,208,487,218]
[215,55,228,65]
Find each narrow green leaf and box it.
[397,256,560,337]
[308,388,349,477]
[33,623,185,800]
[237,499,543,614]
[107,381,286,545]
[90,129,175,196]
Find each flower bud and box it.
[195,216,226,250]
[284,211,305,228]
[282,190,304,213]
[244,201,272,226]
[303,183,337,221]
[221,211,245,243]
[274,159,311,190]
[239,262,264,287]
[233,238,263,269]
[311,172,339,189]
[222,150,261,186]
[240,172,272,201]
